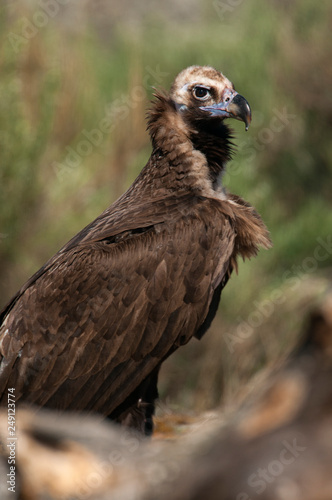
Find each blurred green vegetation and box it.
[0,0,331,410]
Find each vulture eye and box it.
[193,86,210,101]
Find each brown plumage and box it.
[0,66,271,434]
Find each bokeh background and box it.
[1,0,331,413]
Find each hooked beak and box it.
[200,90,252,131]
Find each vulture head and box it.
[149,65,252,185]
[169,65,252,132]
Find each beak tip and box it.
[245,114,251,131]
[243,101,252,131]
[229,94,252,131]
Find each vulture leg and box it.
[110,365,160,436]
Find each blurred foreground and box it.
[0,0,332,409]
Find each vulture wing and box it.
[0,193,234,415]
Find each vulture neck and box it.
[190,120,233,190]
[146,93,233,197]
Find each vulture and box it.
[0,66,271,435]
